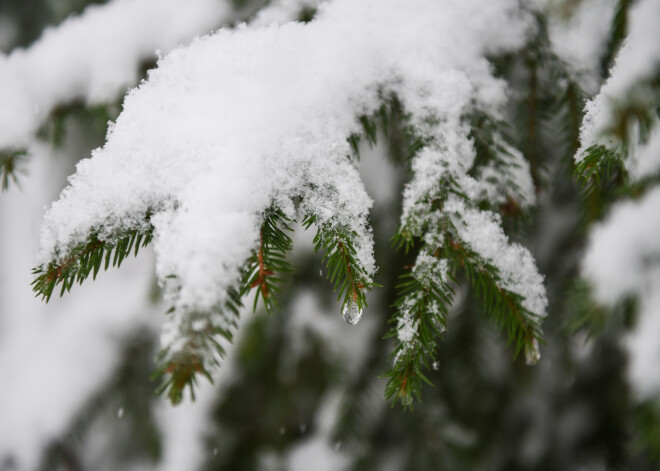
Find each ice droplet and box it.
[342,301,362,325]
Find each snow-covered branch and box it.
[34,0,548,405]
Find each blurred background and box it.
[0,1,659,470]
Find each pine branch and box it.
[152,292,241,405]
[240,208,294,313]
[574,77,659,222]
[384,264,455,408]
[388,159,544,406]
[467,110,534,220]
[152,209,294,404]
[449,236,542,361]
[32,224,154,302]
[601,0,630,77]
[303,213,377,324]
[348,93,427,166]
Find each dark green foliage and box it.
[467,110,532,224]
[153,289,243,405]
[458,244,543,360]
[566,280,638,336]
[0,149,27,191]
[575,144,628,221]
[601,0,630,77]
[296,6,317,23]
[241,208,295,313]
[38,101,120,148]
[572,70,659,223]
[634,400,660,462]
[303,214,377,316]
[31,225,154,302]
[349,94,427,166]
[384,272,455,407]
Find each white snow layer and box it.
[0,0,232,150]
[37,0,536,357]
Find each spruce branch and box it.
[152,292,241,405]
[303,213,377,324]
[32,225,154,302]
[153,209,294,404]
[601,0,630,76]
[574,77,660,222]
[241,208,294,313]
[450,236,542,361]
[388,164,544,406]
[384,264,456,408]
[348,93,427,166]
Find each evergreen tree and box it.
[0,0,659,470]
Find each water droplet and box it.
[213,448,217,456]
[334,441,342,451]
[279,426,285,435]
[342,301,362,325]
[299,424,307,433]
[117,408,124,418]
[432,361,439,371]
[525,339,541,365]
